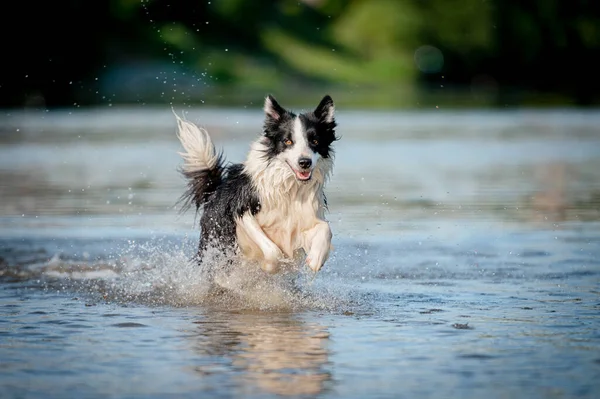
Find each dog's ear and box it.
[264,95,286,121]
[314,95,335,123]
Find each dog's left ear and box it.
[314,95,335,124]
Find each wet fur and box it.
[175,95,338,276]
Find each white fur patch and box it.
[324,104,335,123]
[173,112,219,173]
[293,117,307,148]
[237,213,283,274]
[282,116,315,170]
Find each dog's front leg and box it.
[238,213,283,274]
[303,221,333,273]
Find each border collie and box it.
[175,95,338,276]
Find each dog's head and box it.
[262,95,338,182]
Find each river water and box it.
[1,107,599,398]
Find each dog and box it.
[175,95,338,277]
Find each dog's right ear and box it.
[264,95,286,122]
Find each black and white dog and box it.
[175,95,338,275]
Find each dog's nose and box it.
[298,157,312,169]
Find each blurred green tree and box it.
[1,0,598,107]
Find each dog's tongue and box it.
[295,170,311,180]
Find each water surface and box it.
[1,107,599,398]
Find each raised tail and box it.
[174,112,225,213]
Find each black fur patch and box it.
[299,113,337,159]
[177,151,225,214]
[263,109,297,159]
[197,163,260,255]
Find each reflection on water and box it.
[190,313,330,396]
[529,161,569,222]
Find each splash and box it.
[0,235,363,313]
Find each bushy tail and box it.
[174,112,225,213]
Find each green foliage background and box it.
[2,0,599,108]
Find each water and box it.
[1,107,600,398]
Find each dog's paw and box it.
[261,246,283,274]
[305,255,325,273]
[261,259,280,274]
[304,223,332,273]
[306,242,330,273]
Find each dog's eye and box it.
[284,139,293,146]
[312,139,319,145]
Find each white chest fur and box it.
[255,181,324,258]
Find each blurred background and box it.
[2,0,600,109]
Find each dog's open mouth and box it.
[294,169,312,180]
[286,162,312,181]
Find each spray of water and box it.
[1,236,366,313]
